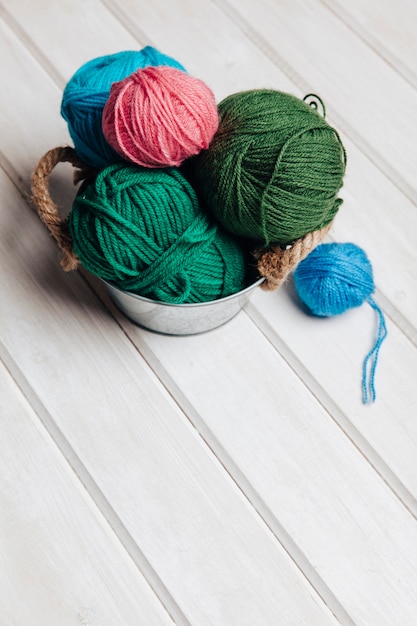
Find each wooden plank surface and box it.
[0,361,173,626]
[1,0,417,624]
[321,0,417,86]
[0,161,339,624]
[77,0,417,503]
[106,302,417,626]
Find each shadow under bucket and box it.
[104,276,264,335]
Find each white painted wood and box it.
[2,0,417,624]
[247,283,417,501]
[25,0,415,502]
[0,362,173,626]
[0,0,146,87]
[113,307,417,626]
[99,0,297,99]
[0,165,338,625]
[321,0,417,86]
[61,0,417,497]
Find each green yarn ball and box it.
[69,164,247,304]
[187,90,347,247]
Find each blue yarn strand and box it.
[294,242,387,404]
[362,297,388,404]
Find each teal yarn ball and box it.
[61,48,186,169]
[69,164,247,304]
[187,90,346,247]
[294,243,375,316]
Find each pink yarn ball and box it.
[102,65,219,168]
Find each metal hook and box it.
[303,93,326,118]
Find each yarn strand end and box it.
[362,297,388,404]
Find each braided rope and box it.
[254,222,333,291]
[31,146,95,271]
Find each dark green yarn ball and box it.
[69,164,247,304]
[187,89,347,247]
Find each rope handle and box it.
[254,223,333,291]
[31,146,96,271]
[31,145,332,287]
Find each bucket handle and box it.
[254,223,332,291]
[31,146,96,271]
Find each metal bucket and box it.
[104,276,264,335]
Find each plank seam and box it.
[243,304,417,520]
[0,3,66,89]
[0,342,189,626]
[99,311,352,626]
[318,0,417,90]
[99,0,152,48]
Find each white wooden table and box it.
[1,1,417,624]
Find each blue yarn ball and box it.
[61,47,186,168]
[293,242,375,316]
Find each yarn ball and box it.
[68,163,248,304]
[293,242,375,316]
[102,66,219,168]
[61,48,186,168]
[187,89,346,246]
